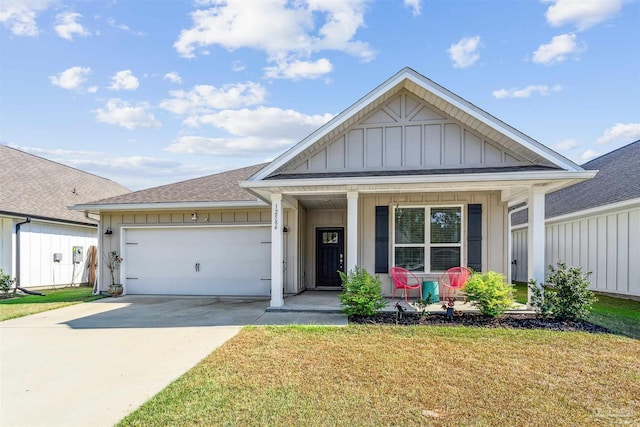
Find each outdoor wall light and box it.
[104,228,113,236]
[191,213,198,221]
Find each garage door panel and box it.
[124,227,270,296]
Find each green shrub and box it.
[338,267,386,316]
[529,261,596,321]
[0,269,14,294]
[464,271,514,317]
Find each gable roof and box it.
[0,145,130,225]
[74,163,267,211]
[249,67,582,182]
[546,140,640,217]
[512,140,640,224]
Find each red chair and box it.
[391,267,422,303]
[439,267,472,302]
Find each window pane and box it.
[322,232,338,244]
[430,247,461,271]
[431,207,461,243]
[395,208,425,244]
[395,247,424,272]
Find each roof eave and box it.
[241,170,597,190]
[70,199,269,213]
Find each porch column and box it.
[346,191,358,273]
[527,186,546,305]
[270,193,284,307]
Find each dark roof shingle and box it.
[84,163,267,205]
[512,140,640,224]
[0,145,130,224]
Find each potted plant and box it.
[105,251,124,297]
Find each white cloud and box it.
[163,72,182,84]
[159,82,267,114]
[532,33,583,65]
[544,0,623,31]
[109,70,140,91]
[581,149,599,161]
[87,86,98,93]
[166,106,333,157]
[165,135,296,156]
[54,12,90,40]
[174,0,373,79]
[95,99,161,129]
[231,61,246,72]
[554,139,579,150]
[184,107,334,137]
[448,35,481,69]
[264,57,333,80]
[492,84,562,99]
[105,17,145,36]
[0,0,52,37]
[404,0,422,17]
[596,123,640,145]
[49,66,91,90]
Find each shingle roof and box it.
[83,163,268,205]
[0,145,130,224]
[512,140,640,224]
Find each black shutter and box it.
[375,206,389,273]
[467,204,482,272]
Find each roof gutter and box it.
[0,210,97,228]
[241,170,598,189]
[70,199,268,213]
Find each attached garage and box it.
[122,226,271,296]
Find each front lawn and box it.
[119,326,639,427]
[0,286,103,321]
[512,283,640,338]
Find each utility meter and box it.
[72,246,83,264]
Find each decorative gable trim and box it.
[248,68,582,182]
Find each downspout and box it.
[15,217,45,296]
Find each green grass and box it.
[513,282,640,338]
[0,286,103,321]
[118,326,640,427]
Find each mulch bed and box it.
[349,312,611,334]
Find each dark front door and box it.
[316,228,344,287]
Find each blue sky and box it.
[1,0,639,190]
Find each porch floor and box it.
[268,290,533,314]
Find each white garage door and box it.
[123,226,271,296]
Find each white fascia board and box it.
[510,197,640,230]
[241,170,597,190]
[546,197,640,225]
[70,200,268,213]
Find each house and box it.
[72,68,596,306]
[0,145,130,289]
[511,140,640,297]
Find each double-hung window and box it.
[393,205,463,273]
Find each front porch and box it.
[267,290,532,314]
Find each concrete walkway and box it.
[0,296,347,427]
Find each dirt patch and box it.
[349,312,612,334]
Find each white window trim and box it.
[391,204,465,273]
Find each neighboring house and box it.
[511,140,640,297]
[0,146,130,289]
[73,68,595,306]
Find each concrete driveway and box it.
[0,296,346,427]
